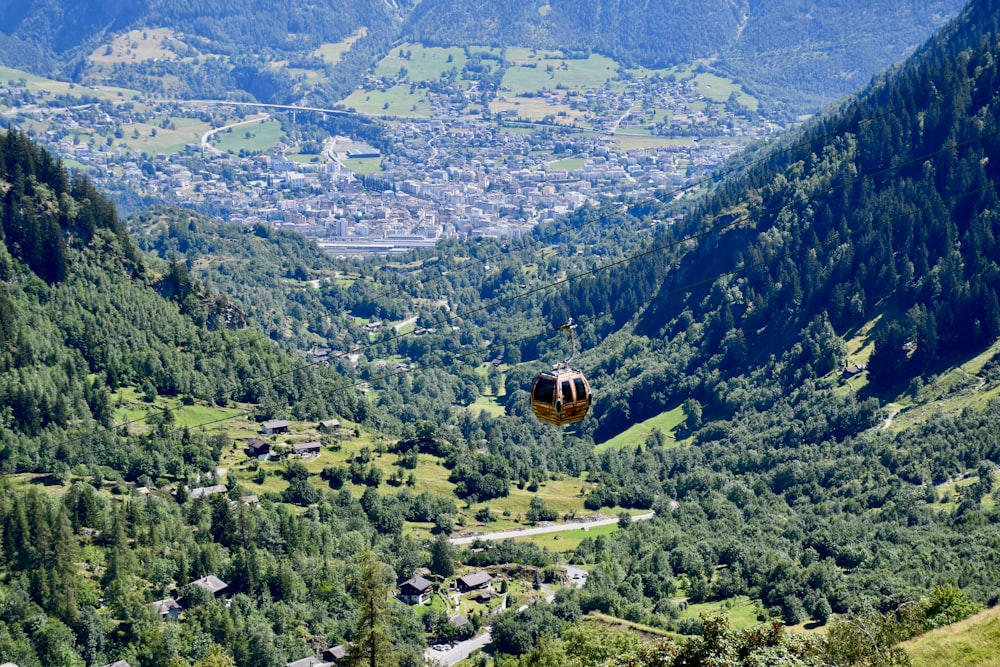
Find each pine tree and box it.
[429,532,455,578]
[346,551,398,667]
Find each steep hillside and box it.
[0,130,359,473]
[403,0,964,111]
[598,0,1000,434]
[0,0,413,102]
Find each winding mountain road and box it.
[449,512,655,546]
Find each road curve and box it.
[449,512,655,546]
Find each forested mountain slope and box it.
[0,129,360,472]
[404,0,964,110]
[0,0,963,112]
[594,0,1000,433]
[0,0,414,103]
[0,130,435,666]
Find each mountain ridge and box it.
[0,0,965,114]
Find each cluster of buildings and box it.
[4,66,782,256]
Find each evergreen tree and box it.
[346,552,398,667]
[429,533,455,579]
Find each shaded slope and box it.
[403,0,965,111]
[602,0,1000,434]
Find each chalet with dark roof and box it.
[190,575,228,598]
[457,571,492,592]
[261,419,290,434]
[189,484,228,500]
[292,441,321,457]
[397,576,433,605]
[284,658,334,667]
[321,644,348,662]
[151,597,182,621]
[245,437,271,459]
[318,419,341,432]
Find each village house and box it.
[321,645,348,663]
[190,575,228,598]
[292,441,322,457]
[457,571,492,593]
[261,419,290,434]
[188,484,228,500]
[284,657,335,667]
[150,598,182,621]
[397,576,434,605]
[285,656,337,667]
[245,437,271,459]
[318,418,341,432]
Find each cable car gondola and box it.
[530,319,592,427]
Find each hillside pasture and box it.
[595,404,686,452]
[340,85,433,117]
[88,28,189,64]
[901,606,1000,667]
[502,53,619,95]
[210,118,283,154]
[375,43,468,83]
[0,66,140,102]
[313,28,369,66]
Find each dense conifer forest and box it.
[2,0,1000,664]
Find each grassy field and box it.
[901,606,1000,667]
[514,521,620,554]
[468,394,505,417]
[679,596,762,631]
[502,53,619,95]
[342,157,383,176]
[548,157,588,172]
[87,28,187,65]
[210,118,283,154]
[375,43,468,83]
[313,28,368,67]
[112,387,247,434]
[595,405,686,452]
[690,72,759,111]
[0,66,139,103]
[134,116,212,153]
[340,85,433,117]
[491,97,586,125]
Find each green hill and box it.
[402,0,965,112]
[902,606,1000,666]
[0,0,965,113]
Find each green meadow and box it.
[375,43,469,82]
[211,118,284,154]
[595,404,686,452]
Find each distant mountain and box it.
[0,0,965,114]
[0,0,413,103]
[404,0,964,111]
